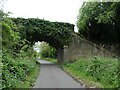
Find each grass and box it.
[61,56,119,88]
[42,58,57,64]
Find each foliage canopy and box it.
[77,2,120,44]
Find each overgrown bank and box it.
[1,10,40,89]
[61,56,119,88]
[2,52,40,88]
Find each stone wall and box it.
[64,34,119,62]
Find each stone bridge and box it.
[12,18,74,63]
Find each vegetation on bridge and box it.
[11,18,74,48]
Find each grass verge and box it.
[42,58,57,64]
[61,56,119,88]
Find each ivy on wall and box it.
[11,18,74,48]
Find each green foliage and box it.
[86,57,118,88]
[0,54,2,89]
[62,56,119,88]
[1,10,39,88]
[77,2,120,44]
[11,18,74,47]
[2,9,73,88]
[39,42,56,59]
[2,18,20,53]
[42,58,57,64]
[2,52,37,88]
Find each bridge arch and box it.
[12,18,74,63]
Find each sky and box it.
[3,0,84,32]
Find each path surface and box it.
[33,59,85,88]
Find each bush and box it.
[1,10,39,89]
[86,56,119,87]
[2,52,37,88]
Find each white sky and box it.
[3,0,84,32]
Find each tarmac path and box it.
[33,59,85,88]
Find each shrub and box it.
[2,52,37,88]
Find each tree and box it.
[38,41,56,58]
[77,2,120,44]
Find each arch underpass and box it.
[12,18,74,63]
